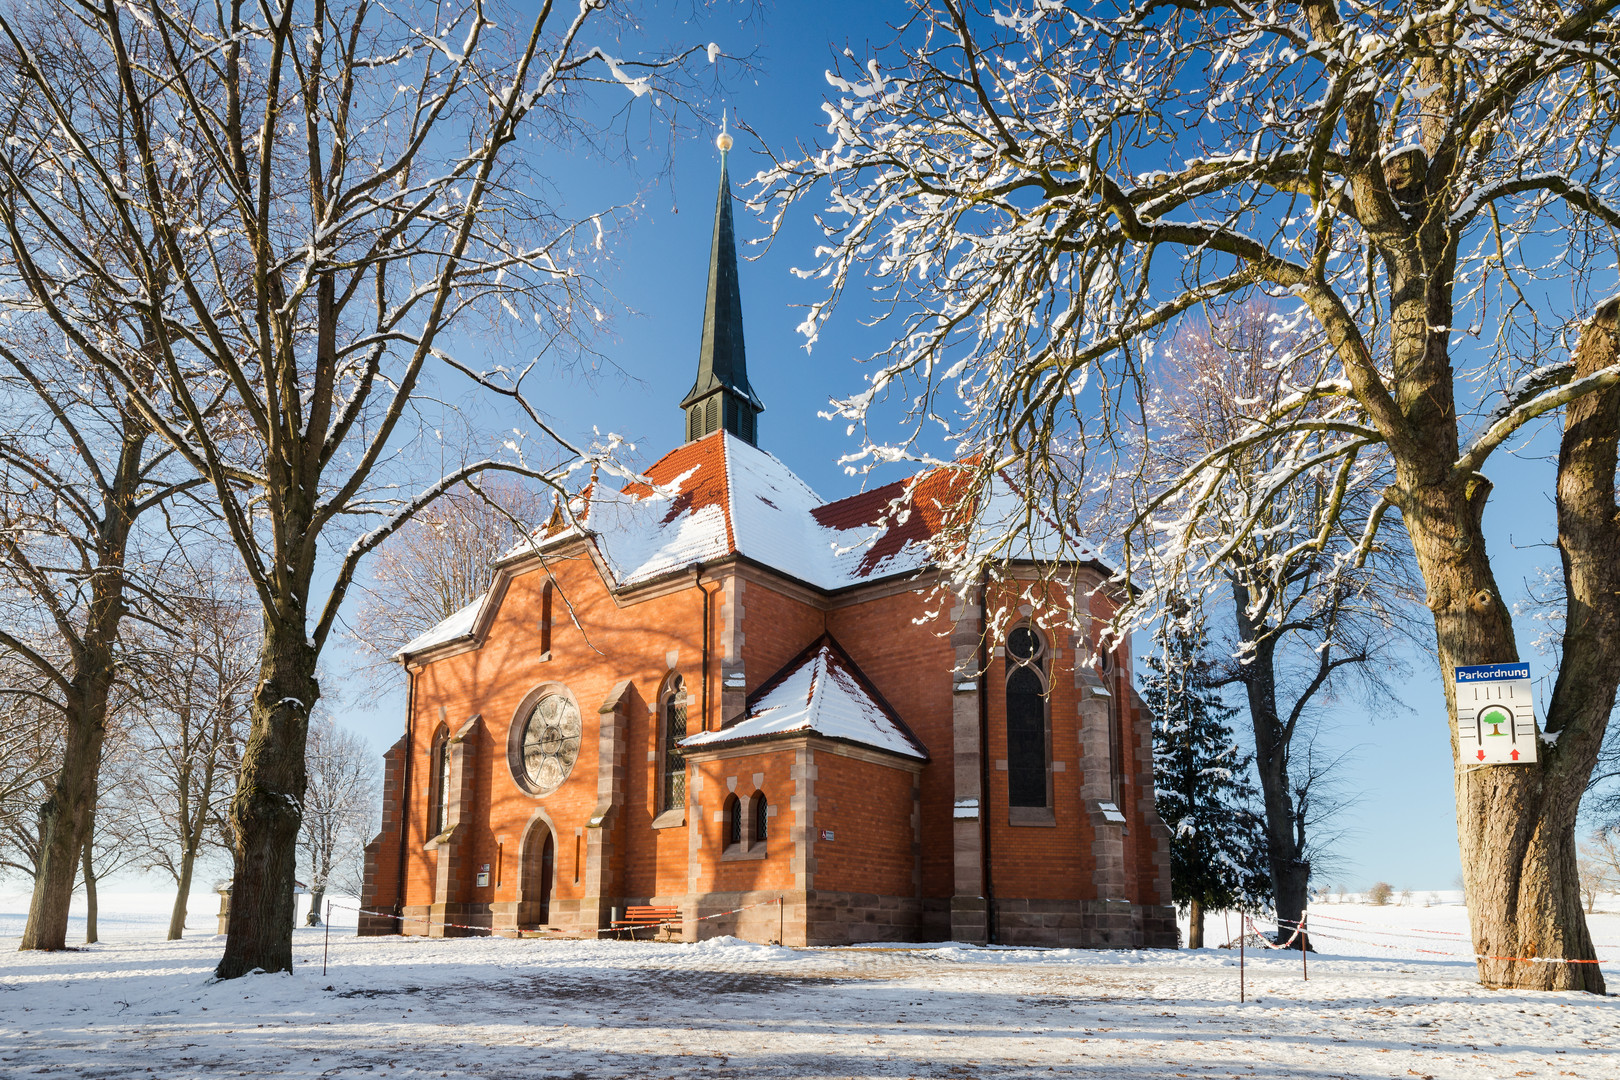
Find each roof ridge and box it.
[804,641,830,713]
[725,431,827,505]
[741,632,835,714]
[718,431,738,553]
[815,635,929,759]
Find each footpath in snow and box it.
[1,901,1617,1079]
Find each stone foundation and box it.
[689,889,793,944]
[993,898,1178,949]
[803,890,923,946]
[949,895,989,945]
[919,896,953,942]
[356,906,398,936]
[373,893,1176,951]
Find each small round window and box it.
[517,693,581,795]
[1007,625,1044,663]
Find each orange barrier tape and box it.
[1300,923,1613,966]
[1245,915,1304,950]
[1307,911,1468,937]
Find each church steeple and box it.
[681,121,762,446]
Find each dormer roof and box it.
[680,635,927,760]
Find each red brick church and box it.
[357,141,1176,948]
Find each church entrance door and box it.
[521,822,555,926]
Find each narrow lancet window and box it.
[1006,626,1049,808]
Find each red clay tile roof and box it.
[502,432,1102,596]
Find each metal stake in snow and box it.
[323,900,332,976]
[1301,913,1308,982]
[1239,922,1245,1003]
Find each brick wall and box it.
[396,547,711,933]
[825,587,955,900]
[686,748,798,897]
[810,749,919,898]
[370,540,1175,949]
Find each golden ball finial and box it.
[717,111,733,153]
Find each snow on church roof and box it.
[680,638,926,760]
[400,432,1111,660]
[395,592,485,658]
[524,430,951,592]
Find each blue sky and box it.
[324,1,1600,896]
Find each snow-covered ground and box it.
[2,898,1617,1079]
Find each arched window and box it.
[661,674,687,812]
[724,794,743,849]
[430,727,452,835]
[1095,637,1123,806]
[539,580,553,656]
[1006,625,1049,808]
[753,793,768,844]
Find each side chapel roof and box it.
[680,635,927,760]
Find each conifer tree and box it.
[1143,617,1272,948]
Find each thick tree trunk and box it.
[1187,898,1204,949]
[1394,301,1618,994]
[215,620,319,978]
[81,813,97,945]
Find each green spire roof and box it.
[681,142,762,445]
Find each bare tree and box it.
[1,674,140,942]
[760,0,1620,992]
[1580,829,1620,912]
[299,714,379,925]
[0,0,721,976]
[0,320,186,950]
[1152,300,1423,942]
[1576,854,1604,914]
[118,573,257,940]
[0,694,60,880]
[75,727,147,944]
[0,651,60,856]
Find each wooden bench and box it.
[605,905,681,940]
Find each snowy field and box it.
[2,898,1617,1079]
[0,887,355,943]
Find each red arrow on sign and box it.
[1511,750,1520,761]
[1477,750,1486,761]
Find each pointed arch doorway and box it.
[519,817,556,927]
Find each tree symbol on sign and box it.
[1480,705,1513,737]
